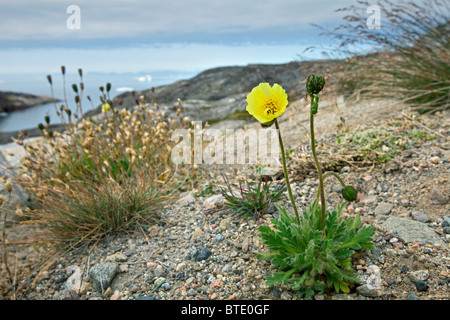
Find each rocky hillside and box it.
[0,91,58,114]
[85,60,334,123]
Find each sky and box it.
[0,0,358,76]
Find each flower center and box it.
[264,99,279,116]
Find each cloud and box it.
[0,0,356,45]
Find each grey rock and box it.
[408,270,430,282]
[429,187,449,205]
[356,284,379,298]
[222,263,233,273]
[88,262,118,293]
[65,265,82,291]
[369,248,382,260]
[176,194,196,206]
[136,296,157,300]
[442,216,450,227]
[415,280,428,292]
[203,194,224,210]
[153,265,166,277]
[374,202,394,215]
[410,211,431,223]
[161,283,171,291]
[195,248,212,261]
[382,217,446,246]
[406,291,421,300]
[215,233,224,241]
[443,227,450,234]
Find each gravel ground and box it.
[1,104,449,301]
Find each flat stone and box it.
[204,194,224,210]
[382,217,446,246]
[356,284,379,298]
[374,202,394,215]
[65,265,82,291]
[358,195,378,204]
[176,194,196,206]
[410,211,431,223]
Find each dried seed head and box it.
[6,179,12,193]
[15,206,24,217]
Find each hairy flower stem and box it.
[275,119,300,224]
[316,172,346,203]
[309,97,326,229]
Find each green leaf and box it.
[340,282,350,293]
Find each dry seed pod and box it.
[6,179,12,193]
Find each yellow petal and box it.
[245,82,289,124]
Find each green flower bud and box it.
[72,84,78,93]
[46,75,52,85]
[106,82,111,92]
[342,186,357,202]
[44,115,50,124]
[306,75,325,95]
[61,66,66,75]
[38,123,45,131]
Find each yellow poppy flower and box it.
[101,103,111,113]
[246,83,288,126]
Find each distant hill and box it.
[0,91,59,114]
